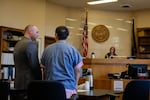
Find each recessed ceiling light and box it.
[120,4,132,8]
[87,0,118,5]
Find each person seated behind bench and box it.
[105,46,117,59]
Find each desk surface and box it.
[78,89,120,97]
[78,89,120,100]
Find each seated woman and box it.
[105,46,117,59]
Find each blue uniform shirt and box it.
[41,41,83,90]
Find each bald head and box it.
[24,25,39,40]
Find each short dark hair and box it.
[55,26,69,40]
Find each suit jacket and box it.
[14,37,42,90]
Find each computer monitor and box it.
[128,64,148,79]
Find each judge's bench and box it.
[79,58,150,100]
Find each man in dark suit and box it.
[14,25,42,90]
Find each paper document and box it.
[113,80,123,91]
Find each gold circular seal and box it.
[91,25,109,43]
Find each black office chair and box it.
[27,80,67,100]
[0,81,10,100]
[122,80,150,100]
